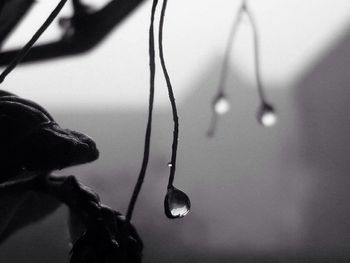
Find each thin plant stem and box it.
[126,0,158,222]
[243,1,267,104]
[158,0,179,189]
[0,0,68,84]
[207,3,245,137]
[217,4,245,95]
[206,113,218,138]
[208,0,268,136]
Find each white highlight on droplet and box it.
[214,96,230,115]
[257,103,277,127]
[261,111,277,127]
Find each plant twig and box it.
[158,0,179,189]
[126,0,158,222]
[0,0,68,84]
[0,0,145,65]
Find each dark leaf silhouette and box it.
[0,92,99,182]
[70,205,143,263]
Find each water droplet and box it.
[257,103,277,127]
[214,95,230,115]
[164,187,190,219]
[167,162,173,167]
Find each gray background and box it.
[1,1,350,262]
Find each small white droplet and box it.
[257,104,277,127]
[214,95,230,115]
[167,162,173,167]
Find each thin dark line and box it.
[206,112,218,138]
[126,0,158,221]
[207,3,244,137]
[243,2,267,104]
[0,0,68,84]
[217,4,245,94]
[158,0,178,189]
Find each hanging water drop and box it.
[214,94,230,115]
[257,103,277,127]
[167,162,173,167]
[164,187,190,219]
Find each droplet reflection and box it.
[257,103,277,127]
[214,95,230,115]
[164,187,190,219]
[167,162,173,167]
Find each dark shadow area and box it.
[0,205,70,263]
[295,24,350,259]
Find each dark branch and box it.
[0,0,145,66]
[0,0,68,84]
[0,0,35,48]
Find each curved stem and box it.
[243,2,267,104]
[0,0,68,84]
[206,112,218,138]
[217,4,245,95]
[207,2,245,137]
[126,0,158,222]
[158,0,179,189]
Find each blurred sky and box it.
[1,0,350,109]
